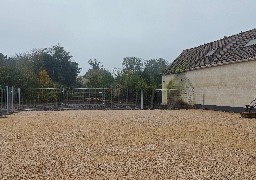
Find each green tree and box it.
[143,58,168,87]
[12,53,39,101]
[143,58,168,108]
[122,57,143,74]
[50,45,80,87]
[38,69,53,88]
[83,59,114,88]
[114,57,146,105]
[0,53,10,85]
[119,57,145,88]
[37,69,58,103]
[31,45,81,87]
[88,58,102,70]
[0,45,81,103]
[0,53,38,101]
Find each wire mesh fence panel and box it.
[20,87,151,110]
[0,86,21,115]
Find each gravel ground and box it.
[0,109,256,179]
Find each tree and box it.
[0,54,25,87]
[38,69,53,88]
[12,53,39,101]
[49,45,80,87]
[119,57,145,88]
[143,58,168,108]
[0,53,7,61]
[114,57,146,105]
[1,45,81,102]
[31,45,81,87]
[0,53,39,101]
[0,53,10,85]
[122,57,143,74]
[143,58,168,87]
[88,59,102,70]
[83,59,114,88]
[37,69,58,103]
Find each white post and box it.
[103,88,105,107]
[141,89,143,110]
[62,88,65,104]
[6,86,9,114]
[11,86,14,112]
[18,88,21,109]
[110,89,113,108]
[89,89,90,106]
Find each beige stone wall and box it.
[162,59,256,107]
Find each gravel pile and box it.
[0,110,255,179]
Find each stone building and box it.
[162,28,256,112]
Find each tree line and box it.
[0,45,168,107]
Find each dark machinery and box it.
[241,98,256,118]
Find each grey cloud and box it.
[0,0,255,74]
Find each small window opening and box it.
[205,48,217,57]
[245,39,256,47]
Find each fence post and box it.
[11,86,14,112]
[18,88,21,110]
[141,89,143,110]
[6,86,9,114]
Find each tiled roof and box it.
[165,28,256,74]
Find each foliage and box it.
[0,45,81,101]
[38,69,53,88]
[83,59,114,88]
[143,58,168,107]
[143,58,168,88]
[122,57,143,74]
[175,59,188,73]
[37,69,58,103]
[167,80,174,89]
[166,79,192,109]
[122,57,145,87]
[88,59,102,70]
[31,45,81,87]
[167,80,182,96]
[1,46,169,107]
[111,57,167,107]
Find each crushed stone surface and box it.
[0,110,256,179]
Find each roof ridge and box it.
[185,28,256,51]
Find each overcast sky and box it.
[0,0,255,74]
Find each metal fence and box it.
[20,87,154,110]
[0,86,21,116]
